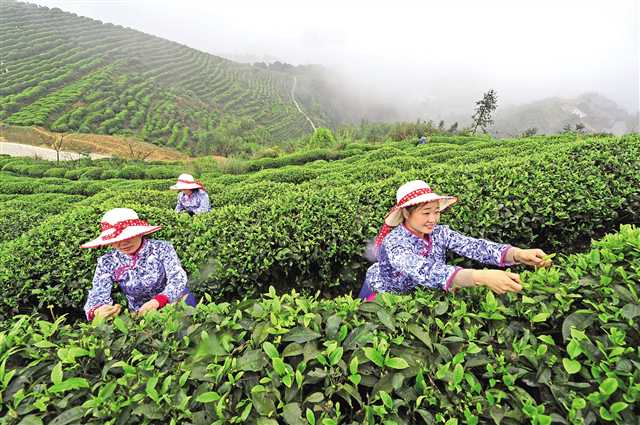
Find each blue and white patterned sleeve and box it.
[442,226,513,267]
[175,193,185,213]
[387,244,459,291]
[193,191,211,214]
[158,243,188,302]
[84,256,114,320]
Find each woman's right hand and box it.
[94,304,121,319]
[472,270,522,294]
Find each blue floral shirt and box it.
[175,190,211,214]
[84,239,188,319]
[365,224,512,294]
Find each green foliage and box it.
[0,134,639,320]
[309,128,336,147]
[0,2,333,153]
[0,194,84,243]
[1,225,639,423]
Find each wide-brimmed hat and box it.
[384,180,457,227]
[375,180,457,247]
[170,174,204,190]
[80,208,161,248]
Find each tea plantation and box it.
[0,133,639,423]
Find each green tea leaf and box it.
[17,415,43,425]
[283,342,304,357]
[599,377,618,396]
[531,312,550,323]
[538,335,555,345]
[349,356,359,375]
[282,402,304,425]
[376,309,396,331]
[385,357,409,370]
[379,390,393,408]
[263,341,279,360]
[452,364,464,385]
[306,392,324,403]
[50,362,63,385]
[328,347,343,366]
[562,311,595,341]
[407,324,433,349]
[306,408,316,425]
[145,376,159,402]
[282,327,321,343]
[49,407,85,425]
[363,347,385,368]
[113,316,128,335]
[610,401,628,414]
[571,398,586,410]
[272,358,287,375]
[240,349,268,371]
[567,340,582,359]
[562,358,581,374]
[49,377,90,394]
[620,303,640,320]
[196,391,221,403]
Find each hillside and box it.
[0,1,340,154]
[491,92,638,136]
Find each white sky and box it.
[28,0,640,113]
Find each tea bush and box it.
[0,135,639,319]
[0,225,638,424]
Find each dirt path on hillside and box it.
[291,76,317,132]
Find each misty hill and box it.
[491,93,638,136]
[0,1,347,154]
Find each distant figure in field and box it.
[171,173,210,216]
[417,136,428,145]
[358,180,552,301]
[81,208,197,321]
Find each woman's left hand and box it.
[515,248,552,268]
[137,299,160,316]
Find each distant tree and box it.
[35,131,67,163]
[438,120,445,131]
[562,123,573,133]
[310,128,336,146]
[51,133,66,163]
[447,122,458,134]
[128,142,152,161]
[521,127,538,137]
[471,89,498,134]
[575,122,586,134]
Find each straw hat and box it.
[375,180,457,247]
[170,174,204,190]
[80,208,161,248]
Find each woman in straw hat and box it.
[358,180,551,301]
[81,208,197,320]
[171,173,210,216]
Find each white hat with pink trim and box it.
[170,174,204,190]
[375,180,457,247]
[80,208,161,248]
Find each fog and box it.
[31,0,640,118]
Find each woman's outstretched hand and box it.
[473,269,522,295]
[136,299,160,316]
[94,304,121,320]
[514,248,553,268]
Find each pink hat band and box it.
[100,219,151,241]
[174,179,204,190]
